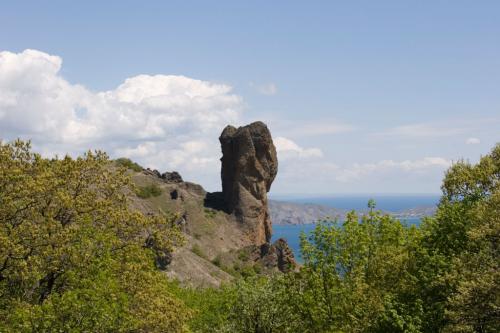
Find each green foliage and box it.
[238,265,257,279]
[176,276,301,333]
[238,250,250,261]
[0,140,189,332]
[417,143,500,332]
[2,139,498,333]
[136,183,163,198]
[179,211,424,333]
[175,144,500,333]
[368,198,376,211]
[294,212,422,332]
[223,275,302,333]
[170,283,235,333]
[204,208,217,219]
[115,157,143,172]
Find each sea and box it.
[270,194,440,263]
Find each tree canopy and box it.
[0,140,189,332]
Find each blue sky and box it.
[1,1,499,194]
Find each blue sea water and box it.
[270,194,439,263]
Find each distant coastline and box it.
[269,194,439,225]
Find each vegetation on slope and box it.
[136,183,163,198]
[1,140,498,332]
[115,157,143,172]
[0,140,188,332]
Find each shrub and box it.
[238,250,249,262]
[115,157,143,172]
[136,183,163,198]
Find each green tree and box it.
[416,143,500,332]
[0,140,190,332]
[223,275,303,333]
[293,211,422,332]
[175,275,304,333]
[368,198,376,212]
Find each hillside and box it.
[126,167,247,286]
[121,122,296,287]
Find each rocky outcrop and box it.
[219,121,278,245]
[260,238,296,273]
[131,121,296,282]
[162,171,183,183]
[144,168,184,183]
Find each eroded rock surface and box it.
[260,238,296,273]
[219,121,278,245]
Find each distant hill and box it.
[269,200,346,225]
[269,199,437,225]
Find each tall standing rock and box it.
[219,121,278,245]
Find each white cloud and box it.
[0,49,242,189]
[250,82,277,95]
[274,137,323,159]
[276,156,452,189]
[333,157,452,182]
[380,123,468,138]
[465,137,480,145]
[0,49,462,195]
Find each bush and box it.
[238,250,250,261]
[115,157,143,172]
[136,183,163,198]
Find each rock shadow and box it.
[203,191,229,213]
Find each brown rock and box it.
[219,121,278,245]
[161,171,183,183]
[260,238,296,273]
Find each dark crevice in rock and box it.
[204,191,228,212]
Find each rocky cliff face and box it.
[219,121,278,245]
[126,121,295,286]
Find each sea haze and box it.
[270,194,440,262]
[270,194,440,212]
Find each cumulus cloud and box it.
[0,49,242,189]
[0,49,460,194]
[274,137,323,159]
[465,137,480,145]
